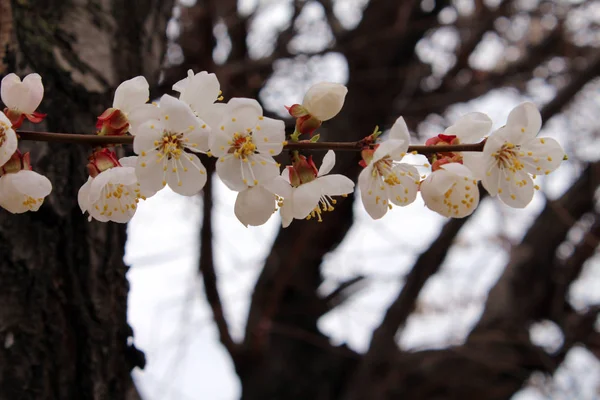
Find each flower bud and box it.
[302,82,347,122]
[87,148,121,177]
[96,108,129,136]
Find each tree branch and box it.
[198,159,238,357]
[16,130,487,153]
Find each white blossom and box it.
[273,150,355,227]
[0,170,52,214]
[210,98,285,192]
[0,112,18,167]
[358,117,419,220]
[302,82,347,121]
[78,157,152,223]
[463,102,565,208]
[420,163,480,218]
[1,73,44,116]
[133,94,211,196]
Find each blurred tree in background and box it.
[2,0,600,399]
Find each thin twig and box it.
[16,130,486,154]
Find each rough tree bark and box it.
[0,1,173,399]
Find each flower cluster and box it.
[0,74,51,213]
[0,70,566,226]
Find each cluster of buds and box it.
[0,70,567,226]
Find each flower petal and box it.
[389,116,411,143]
[1,74,44,114]
[388,164,419,206]
[263,176,293,198]
[0,123,18,167]
[128,104,161,135]
[133,121,164,154]
[302,82,347,121]
[178,71,220,114]
[221,98,262,134]
[506,102,541,141]
[167,153,207,195]
[234,186,276,227]
[358,166,387,219]
[317,150,335,177]
[317,174,354,196]
[160,94,203,134]
[78,177,93,213]
[444,112,492,143]
[136,151,168,193]
[373,139,406,162]
[216,155,247,191]
[254,116,285,156]
[291,180,322,219]
[520,137,565,176]
[498,169,534,208]
[113,76,149,114]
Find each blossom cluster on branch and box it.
[0,71,566,226]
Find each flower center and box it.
[0,122,8,146]
[95,182,145,218]
[155,131,184,160]
[373,157,402,187]
[22,196,43,210]
[492,142,524,173]
[306,195,339,222]
[231,133,256,160]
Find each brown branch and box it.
[198,159,238,357]
[16,130,487,153]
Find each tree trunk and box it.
[0,1,172,398]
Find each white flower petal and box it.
[199,103,227,132]
[389,116,411,143]
[444,112,492,143]
[498,169,534,208]
[209,129,232,157]
[317,174,354,196]
[177,71,221,114]
[234,186,276,227]
[358,166,388,219]
[291,180,322,219]
[160,94,203,134]
[113,76,149,114]
[246,154,279,186]
[280,199,294,228]
[1,74,20,109]
[221,98,263,134]
[216,155,247,191]
[317,150,336,177]
[439,162,475,177]
[506,102,541,141]
[373,139,407,162]
[133,121,164,154]
[184,120,211,153]
[0,123,18,166]
[118,156,138,168]
[263,176,293,198]
[388,164,419,206]
[254,116,285,156]
[136,151,168,193]
[78,177,93,213]
[461,152,487,181]
[166,153,207,196]
[520,137,565,175]
[128,104,161,135]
